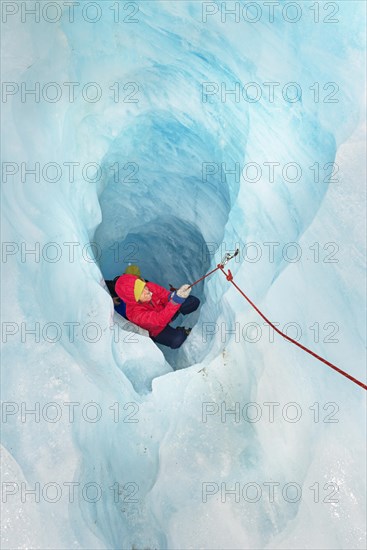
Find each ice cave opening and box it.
[1,2,366,550]
[93,114,234,367]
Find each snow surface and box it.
[1,1,366,549]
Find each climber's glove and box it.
[169,284,191,305]
[176,284,192,299]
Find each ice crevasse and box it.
[1,1,366,549]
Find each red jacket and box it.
[115,274,181,337]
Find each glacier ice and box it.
[1,1,366,549]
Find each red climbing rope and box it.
[188,265,221,288]
[218,266,367,391]
[189,252,367,391]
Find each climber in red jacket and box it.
[115,274,200,348]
